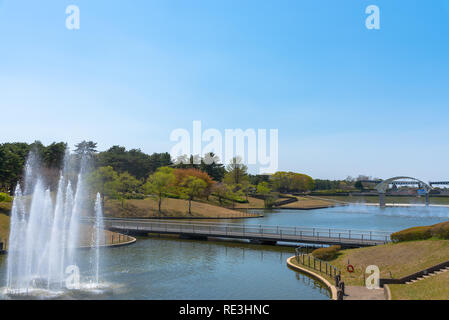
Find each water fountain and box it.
[4,149,105,297]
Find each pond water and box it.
[1,205,448,300]
[0,238,329,300]
[242,205,449,233]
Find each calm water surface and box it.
[244,205,449,232]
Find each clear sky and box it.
[1,0,448,181]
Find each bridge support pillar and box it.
[425,193,430,206]
[379,193,386,208]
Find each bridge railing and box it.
[99,218,391,243]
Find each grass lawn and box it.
[105,197,260,218]
[0,202,12,216]
[331,239,449,286]
[389,270,449,300]
[0,212,10,244]
[279,196,336,209]
[291,239,449,299]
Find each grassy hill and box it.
[291,238,449,299]
[104,197,260,218]
[279,196,337,209]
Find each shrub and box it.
[0,193,12,203]
[312,245,341,261]
[430,222,449,239]
[231,197,248,204]
[123,193,145,200]
[165,192,181,199]
[390,226,432,242]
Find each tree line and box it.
[0,140,318,213]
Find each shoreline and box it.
[286,256,337,300]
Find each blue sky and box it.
[0,0,448,180]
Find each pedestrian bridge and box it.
[100,218,391,248]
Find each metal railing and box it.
[100,218,392,245]
[107,233,133,245]
[295,247,341,278]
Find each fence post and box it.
[337,289,343,300]
[339,282,345,296]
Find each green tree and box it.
[88,166,119,206]
[239,181,254,202]
[199,153,226,181]
[42,142,67,169]
[116,172,141,207]
[354,180,364,191]
[212,183,230,206]
[257,182,274,208]
[75,141,98,157]
[224,157,249,185]
[271,171,314,193]
[117,172,141,194]
[180,176,207,215]
[96,146,172,180]
[0,143,29,193]
[144,167,175,214]
[226,184,245,209]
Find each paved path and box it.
[344,286,386,300]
